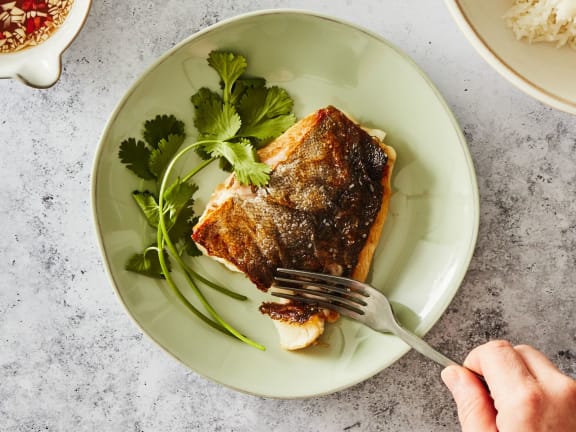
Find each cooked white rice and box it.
[505,0,576,49]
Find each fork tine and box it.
[276,268,368,295]
[274,276,367,301]
[270,291,364,318]
[272,283,368,306]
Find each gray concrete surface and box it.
[1,1,574,430]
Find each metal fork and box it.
[272,268,484,379]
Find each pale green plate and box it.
[91,10,479,398]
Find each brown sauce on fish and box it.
[259,301,320,324]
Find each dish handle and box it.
[15,54,63,89]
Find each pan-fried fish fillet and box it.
[192,106,396,350]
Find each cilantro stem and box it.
[158,144,265,350]
[165,148,246,300]
[181,263,248,301]
[155,231,230,335]
[154,141,244,301]
[181,155,214,183]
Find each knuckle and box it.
[513,344,531,352]
[558,377,576,402]
[521,387,544,409]
[486,339,513,350]
[466,340,511,362]
[511,385,545,421]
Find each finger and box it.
[514,344,563,382]
[463,340,537,401]
[441,365,498,432]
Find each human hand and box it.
[441,340,576,432]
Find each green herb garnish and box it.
[190,51,296,185]
[118,50,297,349]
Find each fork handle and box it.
[392,324,459,368]
[391,324,487,384]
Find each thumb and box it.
[441,365,497,432]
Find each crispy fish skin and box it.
[193,106,395,287]
[192,106,396,349]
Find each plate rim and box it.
[444,0,576,115]
[90,8,480,398]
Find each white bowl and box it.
[445,0,576,115]
[0,0,91,88]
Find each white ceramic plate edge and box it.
[443,0,576,115]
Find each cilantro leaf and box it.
[238,86,296,141]
[173,214,202,257]
[132,191,159,227]
[230,77,266,106]
[190,51,298,186]
[207,51,248,100]
[120,115,186,181]
[190,89,221,160]
[149,134,185,179]
[181,239,202,257]
[242,114,296,145]
[163,179,198,228]
[218,157,233,173]
[191,87,222,131]
[132,181,199,243]
[201,138,270,186]
[119,138,155,180]
[214,104,242,141]
[241,86,295,118]
[143,114,185,149]
[125,247,171,279]
[164,179,200,257]
[191,88,241,140]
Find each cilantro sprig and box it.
[191,51,296,185]
[117,50,297,350]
